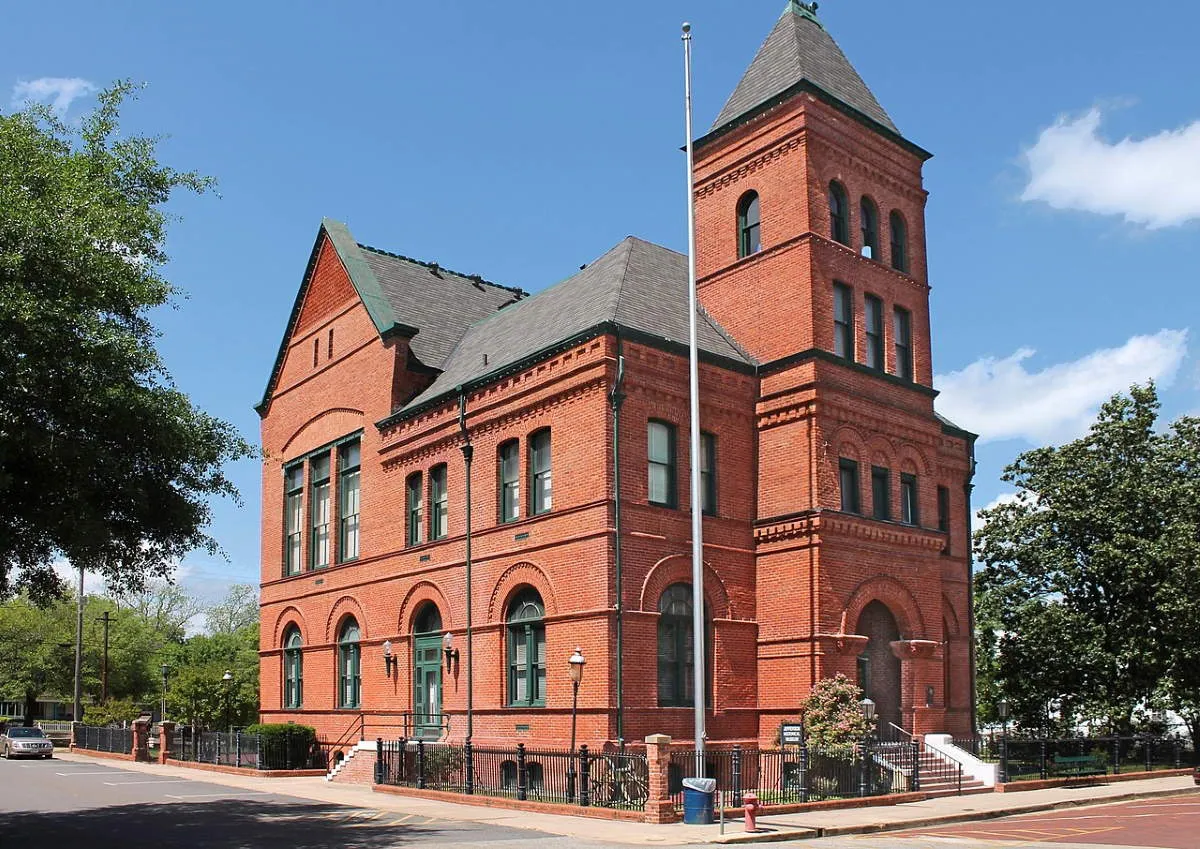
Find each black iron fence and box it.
[951,735,1195,780]
[74,725,133,755]
[668,742,922,812]
[377,739,648,811]
[166,728,325,771]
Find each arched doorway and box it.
[412,603,443,739]
[857,601,902,734]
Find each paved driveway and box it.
[0,757,643,848]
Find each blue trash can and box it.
[682,777,717,825]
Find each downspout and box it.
[964,436,978,736]
[609,334,627,747]
[458,390,474,744]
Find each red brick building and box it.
[256,1,976,750]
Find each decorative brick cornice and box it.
[695,135,804,199]
[814,632,869,655]
[890,639,941,660]
[819,513,947,552]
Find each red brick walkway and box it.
[900,797,1200,847]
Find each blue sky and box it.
[5,1,1198,601]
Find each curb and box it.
[712,784,1200,843]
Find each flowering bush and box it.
[801,674,875,751]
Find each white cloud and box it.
[973,492,1022,535]
[1022,108,1200,229]
[11,77,96,114]
[935,329,1188,445]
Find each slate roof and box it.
[399,237,755,414]
[358,246,523,370]
[711,1,897,134]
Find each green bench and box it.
[1053,754,1106,777]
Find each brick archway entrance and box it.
[857,601,902,734]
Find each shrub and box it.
[84,699,141,726]
[801,674,875,749]
[243,723,319,770]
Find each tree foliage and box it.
[800,674,875,751]
[974,383,1200,741]
[0,82,254,601]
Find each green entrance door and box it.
[412,603,443,740]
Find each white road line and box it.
[164,792,269,799]
[102,779,191,786]
[56,771,116,776]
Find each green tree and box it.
[974,384,1200,737]
[800,674,875,751]
[204,584,258,636]
[0,82,254,602]
[0,596,75,722]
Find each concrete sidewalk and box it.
[54,751,1200,845]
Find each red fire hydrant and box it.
[743,792,762,832]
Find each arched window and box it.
[507,589,546,707]
[498,439,520,523]
[657,583,710,707]
[829,182,850,245]
[413,603,442,635]
[406,472,423,547]
[860,196,879,259]
[889,211,909,273]
[737,192,761,258]
[283,626,303,709]
[528,429,552,515]
[338,617,361,709]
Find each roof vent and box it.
[430,262,442,278]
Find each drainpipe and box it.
[458,390,474,744]
[609,335,627,747]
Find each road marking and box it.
[164,792,269,799]
[56,771,116,776]
[103,779,191,786]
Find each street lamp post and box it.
[222,670,234,732]
[859,698,876,797]
[998,699,1010,784]
[567,647,586,802]
[160,664,170,723]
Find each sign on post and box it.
[780,723,804,746]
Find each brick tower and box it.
[693,1,976,738]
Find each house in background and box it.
[256,0,976,751]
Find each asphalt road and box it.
[0,756,652,849]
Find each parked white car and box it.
[1,726,54,759]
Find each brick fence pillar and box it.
[70,721,80,750]
[159,721,176,764]
[643,734,677,824]
[132,718,149,760]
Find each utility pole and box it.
[96,611,114,704]
[73,565,84,723]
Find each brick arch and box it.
[397,581,455,635]
[832,425,867,461]
[639,554,733,620]
[897,442,934,477]
[488,561,558,622]
[325,595,368,643]
[281,407,364,455]
[941,595,961,637]
[271,606,308,648]
[866,435,894,469]
[844,576,926,640]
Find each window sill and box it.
[505,703,546,710]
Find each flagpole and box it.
[682,20,707,776]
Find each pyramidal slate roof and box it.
[398,237,755,415]
[711,1,897,134]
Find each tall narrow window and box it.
[737,191,761,258]
[337,618,361,709]
[937,485,951,553]
[860,196,879,259]
[864,294,884,371]
[309,454,330,570]
[839,459,861,514]
[529,430,552,516]
[890,210,909,273]
[498,440,520,523]
[313,338,319,367]
[900,473,919,525]
[406,472,423,547]
[507,589,547,707]
[328,328,334,359]
[338,440,361,562]
[829,181,850,245]
[872,466,891,521]
[283,464,303,576]
[283,627,303,709]
[833,282,854,360]
[647,420,677,508]
[700,432,717,516]
[893,307,913,381]
[657,584,709,707]
[430,464,448,540]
